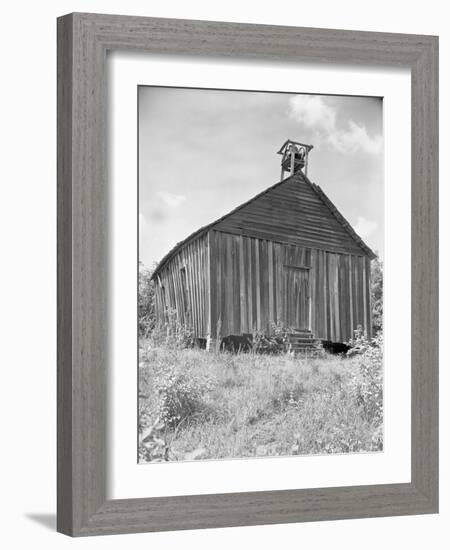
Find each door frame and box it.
[283,264,311,331]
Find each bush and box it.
[149,307,195,350]
[348,328,383,430]
[311,339,327,358]
[371,257,383,334]
[347,325,372,356]
[139,262,156,337]
[155,368,214,428]
[251,322,293,354]
[138,356,215,462]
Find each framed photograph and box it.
[57,13,438,536]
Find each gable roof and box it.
[151,170,376,279]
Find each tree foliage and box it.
[370,257,383,334]
[138,262,156,337]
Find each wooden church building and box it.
[151,140,376,348]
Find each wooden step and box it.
[289,341,316,347]
[286,331,319,353]
[289,348,318,354]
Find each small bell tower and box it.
[277,139,313,180]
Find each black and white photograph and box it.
[138,86,384,463]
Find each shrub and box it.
[277,381,306,409]
[371,257,383,334]
[347,325,372,356]
[311,339,327,358]
[348,328,383,429]
[149,307,195,350]
[138,262,156,337]
[138,357,215,462]
[251,322,293,354]
[155,368,214,428]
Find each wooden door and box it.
[284,266,310,330]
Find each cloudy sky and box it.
[139,87,383,268]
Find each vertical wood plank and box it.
[190,245,198,335]
[233,236,241,334]
[327,253,333,341]
[268,241,274,330]
[349,255,354,340]
[255,239,261,330]
[323,251,328,340]
[362,254,367,335]
[226,234,233,335]
[310,249,316,332]
[207,231,214,338]
[251,238,257,331]
[272,244,277,324]
[221,234,228,336]
[334,254,340,342]
[200,239,205,334]
[198,240,203,334]
[247,237,253,332]
[342,255,349,341]
[313,249,318,336]
[198,241,203,334]
[187,246,196,335]
[217,232,223,340]
[260,240,268,331]
[359,256,364,330]
[354,256,360,329]
[275,244,282,324]
[192,244,198,334]
[239,235,246,333]
[365,256,372,337]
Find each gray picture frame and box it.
[57,12,439,537]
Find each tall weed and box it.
[149,307,195,349]
[347,327,383,445]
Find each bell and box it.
[277,140,313,180]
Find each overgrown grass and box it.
[139,333,383,462]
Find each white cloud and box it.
[329,120,382,155]
[354,216,378,240]
[289,95,382,155]
[290,95,336,134]
[157,191,186,208]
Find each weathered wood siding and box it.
[310,248,372,341]
[153,234,210,338]
[209,230,371,342]
[213,173,368,256]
